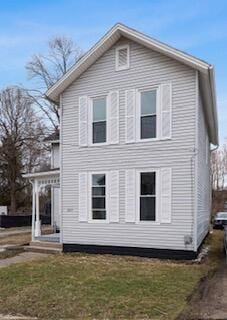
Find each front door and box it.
[53,185,60,231]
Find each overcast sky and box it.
[0,0,226,143]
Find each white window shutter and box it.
[125,169,136,222]
[160,83,172,139]
[160,168,172,223]
[109,171,119,222]
[108,91,119,144]
[125,89,136,143]
[79,96,88,146]
[79,172,88,221]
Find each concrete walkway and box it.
[0,315,36,319]
[0,252,49,268]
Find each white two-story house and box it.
[25,23,218,259]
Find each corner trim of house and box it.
[194,70,199,252]
[59,94,63,244]
[63,244,197,260]
[197,230,210,254]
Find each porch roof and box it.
[23,168,60,179]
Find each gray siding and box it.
[196,94,211,247]
[61,37,197,251]
[51,144,60,169]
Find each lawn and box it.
[0,233,31,246]
[0,230,223,320]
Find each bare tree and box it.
[26,36,83,128]
[211,146,227,191]
[0,87,46,214]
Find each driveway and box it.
[182,261,227,319]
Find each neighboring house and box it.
[24,23,218,259]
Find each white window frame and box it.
[136,86,160,142]
[115,44,130,71]
[135,169,160,224]
[89,95,108,146]
[88,171,109,223]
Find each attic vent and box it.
[116,45,129,71]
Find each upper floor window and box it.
[92,96,107,144]
[115,45,130,71]
[140,89,157,140]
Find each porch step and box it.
[30,241,62,249]
[24,246,61,254]
[24,241,62,254]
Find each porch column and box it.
[31,180,36,241]
[34,181,41,237]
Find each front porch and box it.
[35,233,60,243]
[23,169,60,243]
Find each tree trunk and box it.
[10,183,17,215]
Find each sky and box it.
[0,0,226,143]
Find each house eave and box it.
[199,67,218,146]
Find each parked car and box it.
[213,212,227,229]
[224,226,227,256]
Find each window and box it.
[140,90,157,139]
[140,172,156,221]
[92,97,107,144]
[116,45,130,71]
[92,174,106,220]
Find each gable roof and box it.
[46,23,218,145]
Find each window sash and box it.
[140,115,156,140]
[141,90,156,116]
[93,97,106,121]
[140,197,156,221]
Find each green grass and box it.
[0,233,31,246]
[0,230,223,320]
